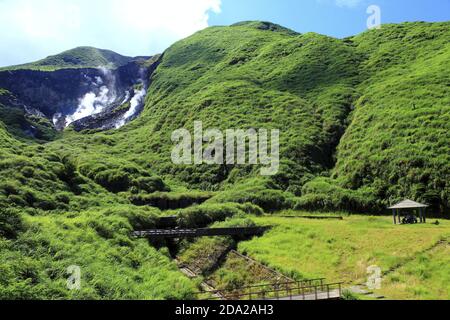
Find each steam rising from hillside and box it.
[64,67,118,127]
[115,86,146,129]
[49,65,149,130]
[66,86,111,125]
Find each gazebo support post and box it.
[393,209,396,225]
[423,208,426,223]
[419,208,423,223]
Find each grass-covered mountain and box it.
[0,21,449,299]
[0,46,140,71]
[47,20,448,212]
[0,47,156,133]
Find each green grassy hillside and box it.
[43,21,364,212]
[44,21,449,213]
[0,46,135,71]
[325,22,450,212]
[0,21,449,299]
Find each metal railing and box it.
[132,226,271,239]
[196,279,343,301]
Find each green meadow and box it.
[238,214,450,300]
[379,242,449,300]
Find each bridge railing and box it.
[196,279,343,301]
[261,282,343,301]
[132,226,271,239]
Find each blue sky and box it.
[210,0,450,38]
[0,0,448,67]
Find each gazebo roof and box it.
[388,199,429,210]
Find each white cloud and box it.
[0,0,221,67]
[335,0,364,8]
[316,0,364,9]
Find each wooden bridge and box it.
[196,279,343,301]
[133,226,271,239]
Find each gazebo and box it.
[388,200,429,225]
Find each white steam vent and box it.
[65,67,117,127]
[115,86,146,129]
[51,65,147,130]
[66,86,112,126]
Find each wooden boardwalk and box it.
[133,226,271,239]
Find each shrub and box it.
[57,155,78,183]
[54,193,71,205]
[130,192,213,210]
[212,188,292,212]
[0,208,24,239]
[236,203,265,216]
[342,290,359,300]
[131,176,168,194]
[102,206,161,230]
[87,215,131,239]
[7,195,27,207]
[94,169,131,193]
[177,203,243,228]
[296,177,380,213]
[21,166,35,178]
[79,161,168,194]
[34,199,57,211]
[1,181,21,196]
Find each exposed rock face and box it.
[70,55,163,131]
[0,56,161,131]
[0,68,107,117]
[0,90,56,140]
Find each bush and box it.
[21,166,35,178]
[295,178,380,213]
[7,195,28,207]
[1,181,21,196]
[79,161,169,194]
[87,215,132,239]
[236,203,264,216]
[101,206,161,230]
[54,192,71,205]
[56,155,78,183]
[94,169,131,193]
[212,188,292,212]
[33,199,58,211]
[213,217,257,228]
[131,176,168,194]
[130,192,213,210]
[0,208,24,239]
[342,290,359,300]
[177,203,244,228]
